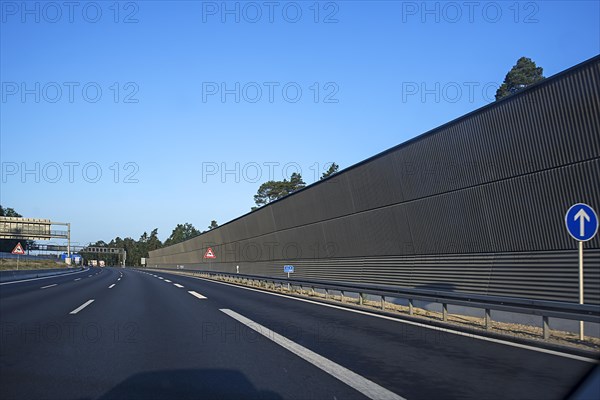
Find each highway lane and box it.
[0,267,597,400]
[0,267,111,321]
[0,267,374,400]
[141,269,599,400]
[0,267,94,295]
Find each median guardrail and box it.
[0,267,85,283]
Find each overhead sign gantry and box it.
[0,216,71,258]
[81,246,127,266]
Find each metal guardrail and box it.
[153,268,600,341]
[0,252,58,260]
[0,267,84,283]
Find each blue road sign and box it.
[565,203,598,242]
[283,265,294,273]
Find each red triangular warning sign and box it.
[203,247,216,259]
[11,242,25,255]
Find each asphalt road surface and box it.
[0,267,597,400]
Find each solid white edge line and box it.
[0,268,90,285]
[109,284,116,289]
[70,299,94,314]
[188,290,207,299]
[40,284,57,289]
[221,308,404,400]
[174,284,184,288]
[176,273,598,364]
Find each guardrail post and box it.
[485,309,491,330]
[442,304,448,321]
[543,316,550,340]
[408,299,413,315]
[381,296,385,310]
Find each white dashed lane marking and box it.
[70,300,95,315]
[40,284,57,289]
[188,291,207,300]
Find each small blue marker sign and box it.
[565,203,598,242]
[284,265,294,273]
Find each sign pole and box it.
[579,241,584,340]
[287,272,290,291]
[565,203,597,342]
[17,255,19,271]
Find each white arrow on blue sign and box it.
[565,203,598,242]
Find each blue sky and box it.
[1,0,599,245]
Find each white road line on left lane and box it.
[0,268,90,286]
